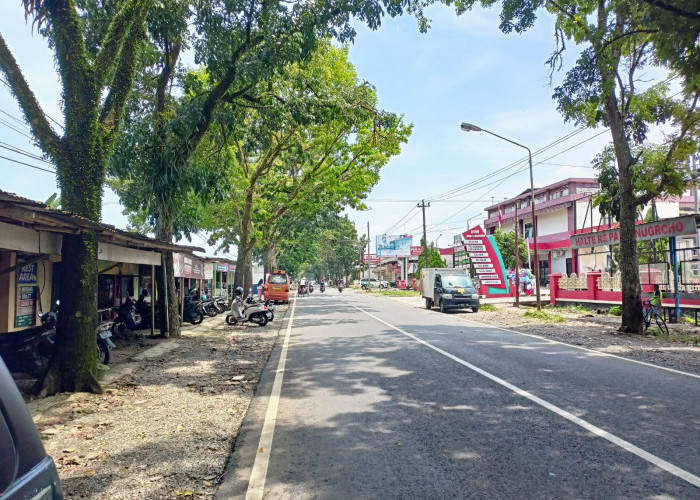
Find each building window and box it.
[523,223,533,238]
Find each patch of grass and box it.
[609,306,622,316]
[523,309,565,322]
[567,304,593,314]
[379,290,420,297]
[480,304,498,312]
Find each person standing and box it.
[257,278,264,300]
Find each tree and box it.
[0,0,148,393]
[276,213,363,281]
[109,0,425,335]
[416,238,446,276]
[198,43,410,290]
[492,228,529,270]
[454,0,699,333]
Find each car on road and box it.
[265,271,291,304]
[359,278,388,289]
[0,357,63,499]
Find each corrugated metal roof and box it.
[0,190,204,253]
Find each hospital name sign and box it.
[570,215,697,249]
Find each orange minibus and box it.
[265,271,291,303]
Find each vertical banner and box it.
[15,262,38,327]
[462,226,510,296]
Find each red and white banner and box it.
[363,253,380,264]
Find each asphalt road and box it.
[216,290,700,499]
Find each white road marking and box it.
[459,315,700,379]
[354,304,700,488]
[245,296,297,500]
[382,294,699,378]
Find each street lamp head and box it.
[460,122,482,132]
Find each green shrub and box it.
[523,309,564,322]
[609,306,622,316]
[480,304,497,312]
[567,304,591,314]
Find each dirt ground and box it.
[22,294,699,499]
[27,307,285,500]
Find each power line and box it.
[0,154,55,174]
[382,205,418,235]
[0,141,54,165]
[0,117,35,140]
[0,77,64,130]
[431,128,589,201]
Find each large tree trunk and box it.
[264,243,278,274]
[234,247,253,295]
[40,233,102,396]
[156,221,181,338]
[605,95,644,333]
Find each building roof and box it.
[484,178,598,211]
[0,190,204,254]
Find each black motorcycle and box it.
[111,297,143,339]
[320,282,325,293]
[0,302,113,377]
[183,289,204,325]
[0,309,56,378]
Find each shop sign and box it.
[204,263,214,280]
[216,263,229,272]
[173,253,205,279]
[410,246,423,256]
[570,215,697,249]
[15,262,38,327]
[363,253,380,264]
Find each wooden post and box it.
[150,264,155,336]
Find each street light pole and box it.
[460,122,541,310]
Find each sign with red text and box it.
[461,226,509,292]
[410,246,423,256]
[363,253,380,264]
[570,215,697,249]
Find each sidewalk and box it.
[25,304,288,500]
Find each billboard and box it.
[377,235,413,258]
[461,225,510,296]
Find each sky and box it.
[0,3,614,258]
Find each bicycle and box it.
[642,300,669,335]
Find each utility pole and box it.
[367,222,370,280]
[693,155,699,249]
[418,200,430,273]
[514,203,520,307]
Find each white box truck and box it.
[420,268,480,313]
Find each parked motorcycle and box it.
[213,296,228,313]
[201,297,221,317]
[226,287,269,326]
[184,293,205,325]
[320,281,325,293]
[0,306,57,377]
[0,301,113,377]
[245,294,275,322]
[111,297,143,338]
[96,321,116,364]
